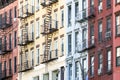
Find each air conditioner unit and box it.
[98,68,102,75]
[105,31,111,38]
[98,3,102,11]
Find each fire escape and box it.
[76,6,96,53]
[17,4,34,72]
[40,0,58,63]
[0,14,13,55]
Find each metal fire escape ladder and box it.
[43,3,52,62]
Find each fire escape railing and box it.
[0,17,13,29]
[40,49,58,63]
[41,0,58,6]
[18,4,35,19]
[76,6,96,22]
[0,43,13,55]
[18,61,33,72]
[18,32,34,46]
[0,69,13,79]
[41,20,58,34]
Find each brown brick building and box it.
[0,0,18,80]
[88,0,120,80]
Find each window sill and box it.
[106,70,112,75]
[60,26,64,29]
[106,6,111,10]
[36,36,39,39]
[115,2,120,6]
[60,54,64,57]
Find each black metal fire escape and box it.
[40,0,58,63]
[17,4,34,72]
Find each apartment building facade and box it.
[88,0,120,80]
[18,0,66,80]
[0,0,18,80]
[65,0,88,80]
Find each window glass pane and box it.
[117,47,120,57]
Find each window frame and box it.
[116,46,120,66]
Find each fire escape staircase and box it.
[40,0,58,64]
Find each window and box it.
[98,0,102,13]
[54,40,58,57]
[36,0,40,11]
[0,14,2,28]
[9,34,12,49]
[36,21,40,38]
[9,9,12,23]
[116,0,120,4]
[106,0,111,8]
[90,24,94,45]
[30,22,34,40]
[75,31,79,52]
[116,14,120,36]
[33,76,39,80]
[82,28,87,49]
[36,48,40,65]
[0,38,2,51]
[98,20,102,42]
[61,38,64,55]
[0,63,2,76]
[54,13,58,29]
[4,12,7,25]
[61,67,64,80]
[14,31,17,47]
[14,56,17,73]
[82,0,86,18]
[14,6,17,18]
[90,56,94,76]
[98,52,103,73]
[106,17,111,32]
[69,64,72,80]
[75,2,79,17]
[61,10,64,27]
[68,5,71,27]
[90,0,94,6]
[9,59,12,74]
[4,36,7,50]
[31,50,34,66]
[68,34,72,55]
[107,50,111,71]
[75,61,79,79]
[83,58,87,80]
[25,51,28,67]
[116,47,120,66]
[4,61,6,76]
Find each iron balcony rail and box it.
[0,17,13,29]
[40,49,58,63]
[41,20,58,35]
[18,4,34,19]
[41,0,58,6]
[18,61,33,72]
[0,43,13,55]
[0,0,16,9]
[76,6,95,22]
[18,32,34,46]
[0,69,13,79]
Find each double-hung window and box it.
[116,14,120,36]
[98,20,102,42]
[69,64,72,80]
[90,56,94,76]
[68,5,71,27]
[36,20,40,38]
[68,34,72,55]
[107,49,111,71]
[98,52,103,74]
[116,47,120,66]
[75,2,79,17]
